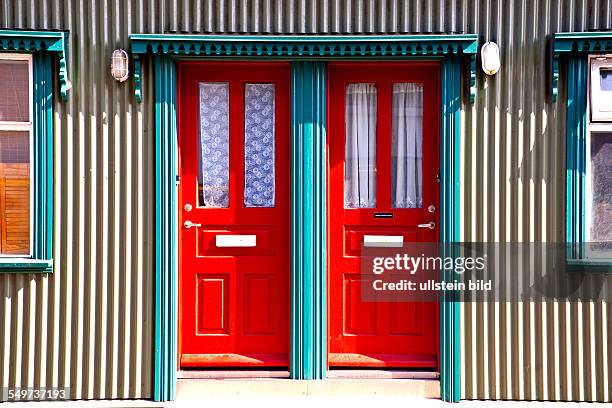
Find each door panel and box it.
[179,63,290,368]
[328,63,440,368]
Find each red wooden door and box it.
[328,63,440,368]
[179,63,290,367]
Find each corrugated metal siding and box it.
[0,0,610,401]
[0,0,156,399]
[460,0,611,402]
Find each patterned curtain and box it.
[244,83,275,207]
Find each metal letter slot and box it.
[363,235,404,248]
[215,234,257,248]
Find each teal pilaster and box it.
[153,55,178,401]
[565,56,588,253]
[440,56,462,402]
[32,52,54,263]
[290,61,327,380]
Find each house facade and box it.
[0,0,610,403]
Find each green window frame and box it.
[0,30,70,273]
[553,32,612,270]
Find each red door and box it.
[179,63,290,367]
[328,63,440,368]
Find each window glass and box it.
[391,83,423,209]
[0,60,29,122]
[244,83,275,208]
[590,132,612,243]
[345,83,377,208]
[599,69,612,92]
[198,82,230,208]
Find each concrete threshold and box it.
[327,369,439,379]
[176,378,441,400]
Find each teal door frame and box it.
[130,34,476,403]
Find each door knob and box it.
[417,221,436,230]
[183,220,202,229]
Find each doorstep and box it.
[175,378,440,400]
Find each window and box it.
[391,82,423,209]
[0,54,32,256]
[244,83,275,208]
[0,50,54,273]
[0,30,67,272]
[198,82,230,208]
[583,55,612,260]
[590,57,612,122]
[344,83,377,208]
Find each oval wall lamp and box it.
[481,42,501,75]
[110,48,129,82]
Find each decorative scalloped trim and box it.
[0,30,70,101]
[552,32,612,102]
[129,34,479,104]
[136,41,474,57]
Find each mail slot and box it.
[215,234,257,247]
[363,235,404,247]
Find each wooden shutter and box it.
[0,163,30,254]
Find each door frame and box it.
[177,61,293,368]
[326,61,442,369]
[130,33,477,403]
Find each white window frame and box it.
[0,53,34,258]
[589,55,612,122]
[585,54,612,259]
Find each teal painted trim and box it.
[130,34,477,103]
[554,31,612,53]
[566,259,612,272]
[290,61,327,380]
[134,56,142,103]
[153,55,178,401]
[32,52,54,262]
[130,34,478,56]
[0,260,53,273]
[440,56,461,403]
[129,34,478,103]
[565,56,588,258]
[552,52,560,102]
[0,30,70,100]
[469,54,477,103]
[0,52,54,274]
[552,31,612,101]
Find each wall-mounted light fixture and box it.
[110,49,129,82]
[481,42,501,75]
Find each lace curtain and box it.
[391,82,423,208]
[344,83,377,208]
[199,82,230,207]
